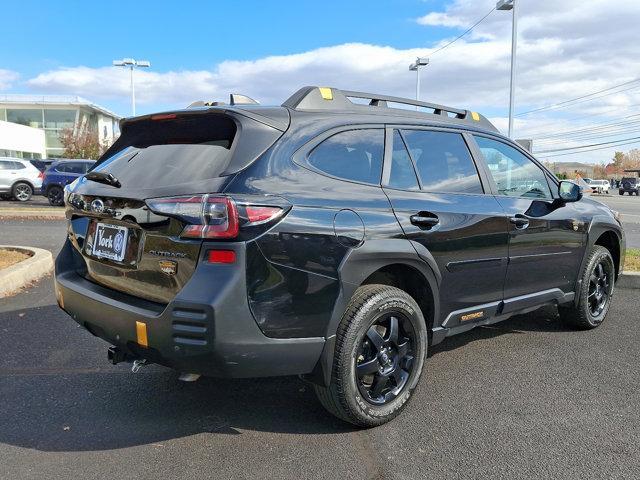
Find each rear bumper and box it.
[54,240,325,378]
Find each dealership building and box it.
[0,94,120,159]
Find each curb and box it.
[618,272,640,289]
[0,246,54,298]
[0,209,65,221]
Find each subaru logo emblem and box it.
[90,199,105,214]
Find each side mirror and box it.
[558,181,582,202]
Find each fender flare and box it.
[304,239,440,387]
[573,215,624,305]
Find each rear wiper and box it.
[85,171,121,188]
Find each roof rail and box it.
[282,86,498,132]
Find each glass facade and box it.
[0,149,42,159]
[6,109,43,128]
[1,102,118,158]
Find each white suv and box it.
[0,157,43,202]
[591,179,610,194]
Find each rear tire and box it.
[12,182,32,202]
[47,186,64,206]
[314,284,427,427]
[559,245,615,330]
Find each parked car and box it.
[42,159,95,206]
[56,86,625,427]
[0,157,43,201]
[590,179,610,194]
[619,177,639,195]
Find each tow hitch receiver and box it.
[108,345,136,365]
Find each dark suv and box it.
[55,87,625,427]
[619,177,639,195]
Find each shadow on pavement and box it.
[0,301,575,453]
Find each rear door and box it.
[0,160,12,190]
[382,127,509,326]
[469,134,586,304]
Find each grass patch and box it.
[626,249,640,272]
[0,248,31,270]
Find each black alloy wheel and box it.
[314,284,427,427]
[559,245,615,329]
[48,186,64,206]
[587,259,612,318]
[355,313,415,405]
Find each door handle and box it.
[410,213,439,228]
[509,215,529,229]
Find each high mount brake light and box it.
[146,195,283,239]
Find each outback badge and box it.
[159,260,178,276]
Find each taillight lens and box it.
[38,171,44,179]
[146,195,284,240]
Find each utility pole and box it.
[497,0,517,138]
[112,58,151,116]
[409,57,429,105]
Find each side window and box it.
[474,136,552,199]
[388,131,419,190]
[401,130,483,194]
[83,162,93,173]
[307,129,384,185]
[67,163,84,174]
[12,162,26,170]
[0,161,9,170]
[54,163,66,173]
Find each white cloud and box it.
[0,70,19,90]
[416,12,468,28]
[22,0,640,163]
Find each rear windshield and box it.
[93,114,236,187]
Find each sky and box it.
[2,0,640,164]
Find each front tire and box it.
[12,182,32,202]
[314,284,427,427]
[559,245,615,329]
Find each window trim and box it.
[382,125,488,196]
[468,132,556,200]
[292,124,386,187]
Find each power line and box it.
[530,115,640,140]
[540,139,640,158]
[534,135,640,154]
[428,7,496,57]
[535,129,640,147]
[521,106,640,138]
[515,77,640,117]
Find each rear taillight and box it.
[38,171,44,180]
[146,195,285,240]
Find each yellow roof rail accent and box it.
[471,111,480,121]
[319,87,333,100]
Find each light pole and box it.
[112,58,151,116]
[497,0,517,138]
[409,57,429,105]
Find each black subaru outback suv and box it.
[55,86,625,427]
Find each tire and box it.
[559,245,615,330]
[12,182,33,202]
[314,284,428,427]
[47,186,64,206]
[619,191,624,195]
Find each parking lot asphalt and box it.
[592,195,640,248]
[1,220,639,479]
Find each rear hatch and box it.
[65,108,288,304]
